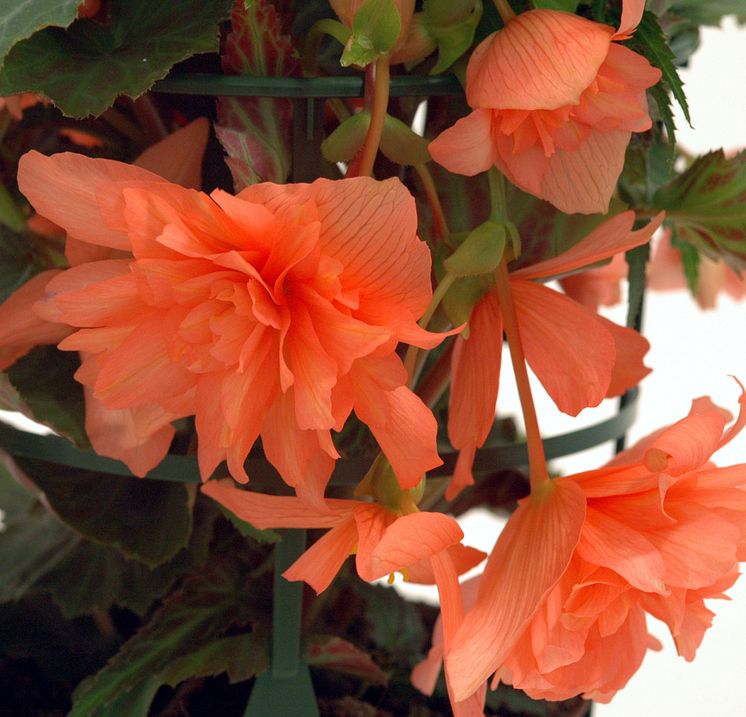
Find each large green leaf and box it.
[653,150,746,272]
[666,0,746,26]
[424,0,483,74]
[159,632,267,686]
[0,0,80,66]
[14,457,194,567]
[68,536,267,717]
[0,225,48,303]
[36,498,218,618]
[5,345,89,448]
[0,0,233,117]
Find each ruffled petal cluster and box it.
[429,0,661,214]
[17,151,444,504]
[447,210,664,498]
[444,385,746,703]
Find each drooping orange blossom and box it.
[429,0,661,214]
[202,471,487,717]
[442,383,746,703]
[16,150,448,508]
[447,210,665,499]
[0,119,210,475]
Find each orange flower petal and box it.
[511,280,615,415]
[615,0,647,39]
[134,118,209,189]
[428,109,497,177]
[446,480,586,701]
[513,211,664,281]
[601,317,651,397]
[17,151,165,250]
[466,11,613,111]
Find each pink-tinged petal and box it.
[260,391,336,512]
[513,211,664,281]
[283,518,359,594]
[353,504,396,581]
[718,380,746,451]
[644,408,729,475]
[201,479,355,529]
[568,463,659,498]
[429,109,497,176]
[240,177,433,324]
[447,292,503,499]
[615,0,646,39]
[647,503,739,590]
[65,238,126,267]
[411,642,443,696]
[134,118,209,189]
[84,388,177,477]
[538,129,631,214]
[355,383,442,489]
[34,261,140,327]
[93,314,195,409]
[446,480,586,701]
[511,280,615,415]
[406,544,487,584]
[369,512,464,580]
[576,506,667,593]
[466,12,613,111]
[601,317,651,397]
[17,151,164,250]
[0,271,71,370]
[559,253,627,312]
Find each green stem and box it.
[494,259,550,493]
[355,56,390,178]
[302,18,352,76]
[488,167,508,224]
[404,272,456,384]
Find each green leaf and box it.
[322,112,370,163]
[341,0,402,67]
[0,0,233,117]
[424,0,483,74]
[357,583,426,657]
[0,225,48,302]
[14,457,194,567]
[380,114,431,165]
[666,1,746,27]
[0,0,80,66]
[6,345,89,448]
[652,150,746,272]
[159,633,267,686]
[444,221,506,277]
[36,497,218,618]
[68,539,264,717]
[531,0,579,10]
[670,226,700,295]
[0,458,81,604]
[88,676,161,717]
[304,635,388,685]
[215,0,300,189]
[629,11,691,136]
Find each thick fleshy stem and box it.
[494,259,550,493]
[354,56,390,178]
[494,0,517,23]
[414,163,450,241]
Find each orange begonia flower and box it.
[447,210,664,499]
[0,120,210,476]
[202,478,487,716]
[429,0,661,214]
[17,152,445,504]
[444,384,746,703]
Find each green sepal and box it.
[341,0,402,67]
[444,221,506,277]
[441,273,493,331]
[321,112,370,163]
[424,0,483,74]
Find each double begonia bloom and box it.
[429,0,661,214]
[17,151,445,506]
[447,210,664,499]
[202,478,487,716]
[444,385,746,703]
